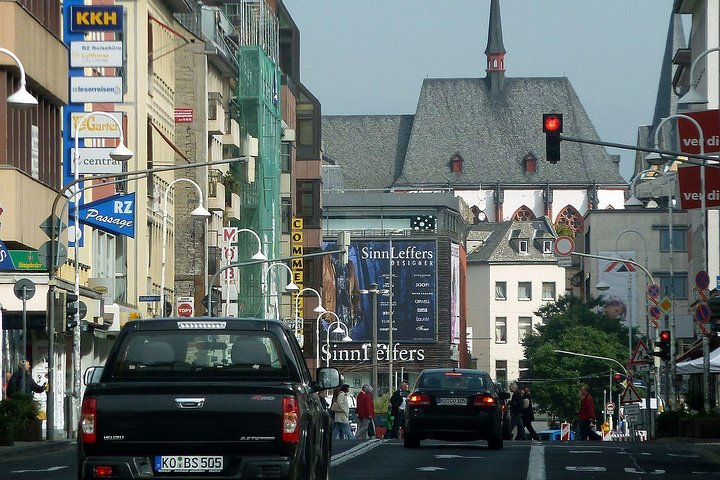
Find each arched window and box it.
[556,205,584,234]
[512,205,536,221]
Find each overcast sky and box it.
[282,0,679,181]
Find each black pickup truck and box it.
[77,317,342,480]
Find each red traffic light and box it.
[659,330,671,342]
[543,114,563,133]
[612,373,623,382]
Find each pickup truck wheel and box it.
[403,434,420,448]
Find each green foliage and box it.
[0,392,40,420]
[655,409,688,438]
[554,223,575,238]
[522,294,630,423]
[374,394,389,414]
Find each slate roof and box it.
[466,217,557,264]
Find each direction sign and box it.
[647,283,661,299]
[138,295,161,302]
[629,340,653,366]
[620,382,643,404]
[696,270,710,290]
[553,236,575,257]
[605,401,616,413]
[696,303,711,324]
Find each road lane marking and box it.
[566,467,606,471]
[417,466,446,471]
[434,454,484,459]
[331,439,383,467]
[625,468,665,474]
[12,466,69,473]
[569,450,602,454]
[527,444,545,480]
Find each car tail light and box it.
[282,396,300,443]
[473,394,496,407]
[80,398,97,444]
[93,466,113,477]
[408,393,431,406]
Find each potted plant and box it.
[1,392,42,442]
[0,411,13,446]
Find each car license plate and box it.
[436,397,466,406]
[155,455,224,473]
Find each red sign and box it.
[677,165,720,209]
[177,303,193,317]
[174,108,193,123]
[677,109,720,154]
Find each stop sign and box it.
[177,302,193,317]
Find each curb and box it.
[0,440,75,463]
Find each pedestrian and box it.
[522,387,540,441]
[387,380,409,439]
[319,389,330,411]
[578,385,601,441]
[331,384,354,439]
[509,383,527,440]
[6,359,46,398]
[355,384,375,440]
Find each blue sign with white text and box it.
[79,193,135,238]
[0,240,14,270]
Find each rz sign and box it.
[114,200,133,214]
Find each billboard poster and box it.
[450,242,460,344]
[598,251,637,329]
[322,240,436,342]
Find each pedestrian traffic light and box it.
[66,292,79,332]
[653,330,671,361]
[543,113,563,164]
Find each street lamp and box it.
[237,228,267,262]
[325,320,352,367]
[316,311,343,367]
[294,287,325,343]
[359,283,388,394]
[265,262,299,317]
[677,47,720,106]
[0,47,39,109]
[160,178,211,315]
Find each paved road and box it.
[1,438,718,479]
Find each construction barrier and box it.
[560,422,571,441]
[611,431,631,441]
[602,430,612,441]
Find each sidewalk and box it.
[0,439,75,462]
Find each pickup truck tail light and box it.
[473,394,496,407]
[282,396,300,443]
[408,393,431,407]
[80,397,97,444]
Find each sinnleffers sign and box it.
[70,41,123,68]
[70,76,123,103]
[70,148,124,174]
[321,239,436,342]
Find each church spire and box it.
[485,0,506,92]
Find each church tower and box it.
[485,0,506,92]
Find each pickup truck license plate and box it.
[155,455,224,473]
[436,397,466,406]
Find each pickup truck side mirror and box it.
[83,366,104,386]
[315,367,341,391]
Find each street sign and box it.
[605,401,616,413]
[696,270,710,290]
[176,296,194,318]
[629,340,653,365]
[79,300,88,320]
[620,382,643,404]
[696,303,711,324]
[553,236,575,257]
[647,283,661,299]
[658,297,673,313]
[648,305,661,321]
[38,240,68,269]
[624,403,641,423]
[138,295,161,302]
[13,278,36,300]
[557,256,572,268]
[717,275,720,290]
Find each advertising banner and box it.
[321,240,436,342]
[677,164,720,209]
[598,251,637,329]
[79,193,135,238]
[677,109,720,155]
[70,41,123,68]
[450,242,460,343]
[70,76,123,103]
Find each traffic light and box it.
[654,330,671,361]
[612,372,624,382]
[708,296,720,332]
[66,292,79,332]
[543,113,563,164]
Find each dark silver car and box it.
[403,368,509,449]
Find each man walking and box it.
[356,384,375,440]
[578,385,601,441]
[509,383,527,440]
[387,380,409,439]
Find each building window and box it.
[280,142,292,173]
[657,273,688,299]
[495,281,507,301]
[518,359,530,380]
[543,240,553,254]
[659,228,688,252]
[518,282,532,301]
[518,317,532,340]
[495,317,507,343]
[519,240,529,254]
[281,198,292,234]
[450,153,463,173]
[296,180,320,227]
[495,360,507,381]
[523,154,537,173]
[512,205,536,221]
[556,205,584,234]
[542,282,556,300]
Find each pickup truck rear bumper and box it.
[80,455,293,479]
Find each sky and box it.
[282,0,680,181]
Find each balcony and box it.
[208,92,225,135]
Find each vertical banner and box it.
[450,243,460,344]
[598,251,638,329]
[322,240,436,342]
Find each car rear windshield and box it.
[418,372,488,391]
[108,330,289,380]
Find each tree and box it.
[521,294,629,424]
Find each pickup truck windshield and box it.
[108,330,289,380]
